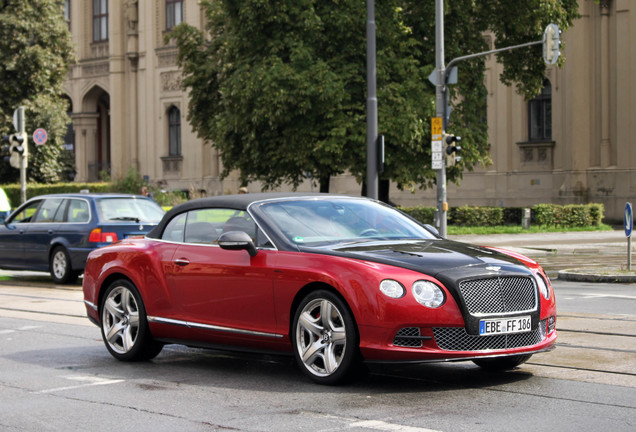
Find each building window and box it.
[166,0,183,30]
[64,0,70,28]
[93,0,108,42]
[168,106,181,156]
[528,79,552,141]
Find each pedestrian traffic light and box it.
[444,133,462,164]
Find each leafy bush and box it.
[399,203,605,228]
[451,206,503,227]
[532,203,604,227]
[399,206,435,225]
[1,182,110,207]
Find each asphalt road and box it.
[0,272,634,431]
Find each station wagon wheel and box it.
[292,290,358,385]
[473,354,532,371]
[100,279,163,361]
[50,246,78,284]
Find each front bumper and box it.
[358,320,558,363]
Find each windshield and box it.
[258,198,437,246]
[97,198,165,223]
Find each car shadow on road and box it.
[4,342,533,395]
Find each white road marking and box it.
[349,420,442,432]
[0,325,42,335]
[35,375,125,394]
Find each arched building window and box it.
[168,106,181,156]
[528,79,552,141]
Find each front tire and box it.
[50,246,78,284]
[473,354,532,371]
[100,279,163,361]
[292,290,358,385]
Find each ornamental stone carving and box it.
[160,71,182,92]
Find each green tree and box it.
[170,0,578,196]
[0,0,75,184]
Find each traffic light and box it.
[444,133,462,164]
[2,134,27,168]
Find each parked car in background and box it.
[83,193,557,384]
[0,193,165,283]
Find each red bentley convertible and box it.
[83,193,557,384]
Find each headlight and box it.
[380,279,405,299]
[412,280,445,308]
[535,273,550,300]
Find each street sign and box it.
[431,117,442,139]
[431,117,444,170]
[12,107,25,133]
[625,202,633,238]
[543,23,561,65]
[33,128,48,145]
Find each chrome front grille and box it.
[459,276,536,316]
[433,320,547,352]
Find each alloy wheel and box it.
[295,298,347,377]
[102,285,140,355]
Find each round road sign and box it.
[33,128,48,145]
[625,202,633,238]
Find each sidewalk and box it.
[448,230,636,282]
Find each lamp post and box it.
[366,0,378,200]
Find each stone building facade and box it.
[63,1,634,221]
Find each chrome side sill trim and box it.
[84,300,98,311]
[147,316,283,339]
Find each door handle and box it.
[48,229,54,235]
[174,258,190,266]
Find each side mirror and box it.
[424,224,441,237]
[218,231,258,257]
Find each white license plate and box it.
[479,316,531,336]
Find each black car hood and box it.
[303,239,531,278]
[304,239,540,336]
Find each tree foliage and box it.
[0,0,75,183]
[170,0,578,194]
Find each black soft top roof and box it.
[146,192,348,239]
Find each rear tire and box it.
[100,279,163,361]
[291,290,358,385]
[473,354,532,371]
[50,246,78,284]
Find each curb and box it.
[557,268,636,283]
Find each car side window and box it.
[161,209,257,245]
[53,199,68,222]
[67,199,90,223]
[184,208,248,244]
[33,198,64,223]
[161,213,187,242]
[11,200,42,223]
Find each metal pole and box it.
[434,0,447,237]
[17,107,27,204]
[366,0,378,200]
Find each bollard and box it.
[521,208,531,229]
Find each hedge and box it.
[1,182,112,207]
[400,203,605,228]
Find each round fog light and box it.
[412,280,445,308]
